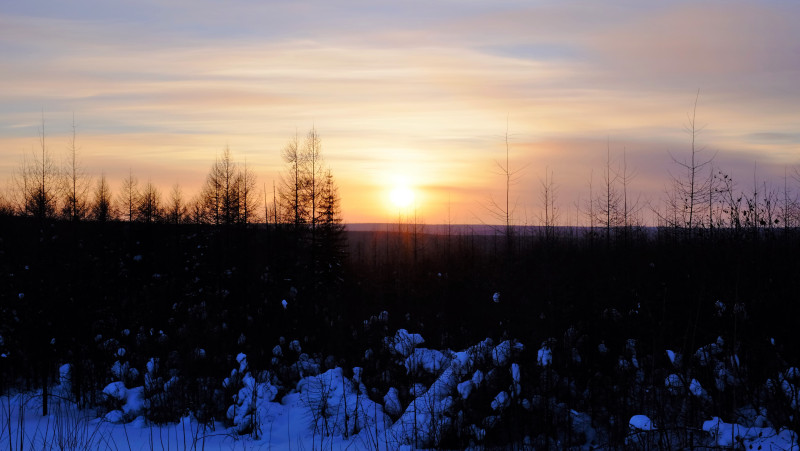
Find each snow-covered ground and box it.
[2,329,799,450]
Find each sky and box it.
[1,0,799,224]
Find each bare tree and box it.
[265,181,279,227]
[780,167,800,231]
[238,158,259,225]
[166,183,187,224]
[716,169,742,231]
[280,131,306,227]
[0,189,14,216]
[89,173,115,221]
[219,147,240,225]
[617,148,641,231]
[62,114,90,221]
[187,195,206,224]
[583,169,596,238]
[666,90,716,231]
[486,122,525,250]
[304,127,324,235]
[594,140,621,242]
[117,169,139,222]
[538,167,558,240]
[199,146,244,225]
[137,179,162,223]
[17,113,60,219]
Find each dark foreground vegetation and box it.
[1,216,799,448]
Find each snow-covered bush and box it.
[101,381,145,423]
[299,367,388,444]
[223,353,279,436]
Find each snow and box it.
[102,381,127,402]
[703,417,799,449]
[457,380,473,400]
[383,387,403,417]
[146,357,157,374]
[537,343,552,367]
[101,383,145,423]
[629,414,654,431]
[471,369,484,386]
[492,340,523,366]
[665,373,683,394]
[388,329,425,357]
[491,391,510,411]
[689,378,708,398]
[405,348,449,375]
[4,330,800,451]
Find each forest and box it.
[1,120,800,449]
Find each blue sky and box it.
[1,1,799,223]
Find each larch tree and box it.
[616,148,642,235]
[201,147,242,225]
[238,159,259,225]
[17,114,60,220]
[167,183,187,224]
[62,115,91,221]
[280,131,307,228]
[304,127,324,234]
[538,167,559,240]
[666,90,715,231]
[137,179,162,223]
[117,169,139,222]
[486,122,525,251]
[594,140,621,243]
[90,173,115,221]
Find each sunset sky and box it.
[1,1,798,224]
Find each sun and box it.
[389,185,415,209]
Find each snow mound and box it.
[491,391,510,411]
[297,367,388,439]
[537,343,553,367]
[102,383,145,423]
[665,374,683,394]
[384,387,403,417]
[629,414,654,431]
[689,378,708,398]
[703,417,798,449]
[492,340,524,366]
[405,348,449,375]
[389,329,425,357]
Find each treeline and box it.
[0,122,342,232]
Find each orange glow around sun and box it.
[389,185,415,209]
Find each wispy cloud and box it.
[1,1,798,222]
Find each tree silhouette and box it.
[280,131,305,228]
[200,147,240,225]
[89,173,115,221]
[238,159,259,225]
[117,169,139,222]
[16,113,60,220]
[137,179,162,223]
[665,90,715,232]
[62,115,91,221]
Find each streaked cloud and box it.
[1,1,798,223]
